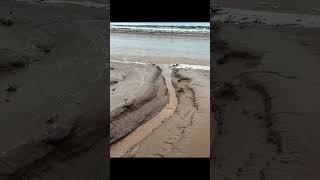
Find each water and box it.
[111,22,210,63]
[111,22,210,34]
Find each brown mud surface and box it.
[0,0,109,179]
[110,62,169,146]
[124,68,210,157]
[212,1,320,179]
[110,64,174,157]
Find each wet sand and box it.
[110,64,176,157]
[110,62,169,145]
[0,0,109,179]
[111,32,210,65]
[110,29,210,157]
[124,67,210,157]
[110,60,210,157]
[212,1,320,179]
[112,55,209,66]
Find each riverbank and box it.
[110,62,169,144]
[110,60,210,157]
[124,67,210,157]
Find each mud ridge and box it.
[110,64,175,157]
[110,63,169,144]
[111,67,162,121]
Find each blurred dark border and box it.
[111,158,209,179]
[111,0,210,22]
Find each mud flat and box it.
[110,60,210,157]
[0,0,109,179]
[123,67,210,157]
[212,1,320,179]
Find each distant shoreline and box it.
[110,29,210,36]
[110,55,210,66]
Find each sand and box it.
[124,68,210,157]
[110,28,210,157]
[110,60,210,157]
[112,55,210,66]
[212,1,320,179]
[0,0,109,179]
[110,63,175,157]
[110,62,169,144]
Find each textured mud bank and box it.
[110,62,169,145]
[0,0,109,179]
[110,64,175,157]
[124,68,210,157]
[212,1,320,179]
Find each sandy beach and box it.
[212,0,320,179]
[0,0,109,179]
[110,26,210,157]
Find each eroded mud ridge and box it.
[110,62,169,144]
[212,4,320,179]
[125,68,210,157]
